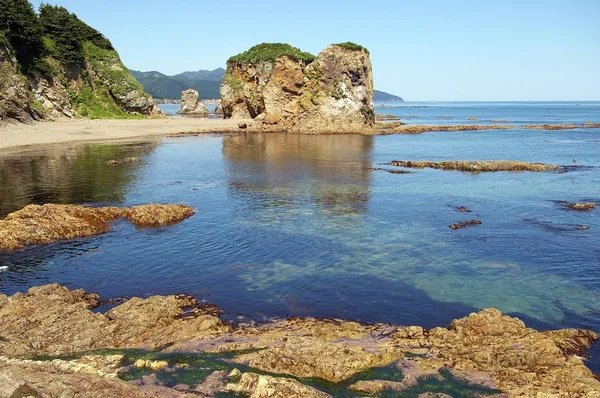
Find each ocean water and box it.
[0,102,599,369]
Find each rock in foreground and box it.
[220,42,374,132]
[176,89,209,116]
[0,285,598,397]
[390,160,558,172]
[0,203,194,250]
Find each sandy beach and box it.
[0,118,247,150]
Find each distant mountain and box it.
[175,68,225,82]
[130,69,223,100]
[131,69,404,102]
[374,90,404,102]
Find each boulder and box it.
[220,42,375,132]
[176,89,209,116]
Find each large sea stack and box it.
[0,1,161,123]
[220,42,375,132]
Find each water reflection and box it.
[0,142,157,218]
[223,133,374,215]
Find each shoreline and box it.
[2,118,599,152]
[0,118,249,151]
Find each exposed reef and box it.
[567,202,597,211]
[389,160,558,172]
[176,88,209,116]
[377,123,600,135]
[0,203,194,251]
[220,42,374,132]
[0,284,598,397]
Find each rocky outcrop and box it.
[220,42,375,132]
[0,44,45,123]
[0,285,598,397]
[176,88,209,116]
[0,203,194,251]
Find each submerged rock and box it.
[176,89,209,116]
[390,160,557,172]
[220,42,374,132]
[0,203,194,250]
[104,157,141,166]
[450,219,482,230]
[0,285,598,397]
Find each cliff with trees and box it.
[0,0,160,123]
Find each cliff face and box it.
[220,43,375,132]
[0,3,160,124]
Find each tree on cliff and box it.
[39,3,113,67]
[0,0,50,74]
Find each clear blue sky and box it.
[31,0,600,101]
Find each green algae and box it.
[380,368,501,398]
[36,349,500,396]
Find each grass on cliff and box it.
[227,43,316,64]
[83,42,147,99]
[333,42,370,55]
[70,85,142,119]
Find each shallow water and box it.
[1,102,599,370]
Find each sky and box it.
[30,0,600,101]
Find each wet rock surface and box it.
[0,285,598,397]
[0,203,194,250]
[390,160,558,172]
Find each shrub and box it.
[333,42,370,55]
[228,43,315,64]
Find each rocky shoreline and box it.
[0,284,598,397]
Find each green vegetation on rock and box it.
[228,43,316,64]
[333,42,370,54]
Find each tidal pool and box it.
[1,102,599,370]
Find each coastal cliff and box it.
[0,1,160,124]
[220,42,375,132]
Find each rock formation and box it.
[176,88,209,116]
[0,284,599,397]
[220,42,375,132]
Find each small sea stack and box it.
[176,89,209,116]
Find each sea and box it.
[1,101,599,370]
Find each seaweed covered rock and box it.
[0,203,194,251]
[0,286,598,396]
[176,88,209,116]
[220,42,375,132]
